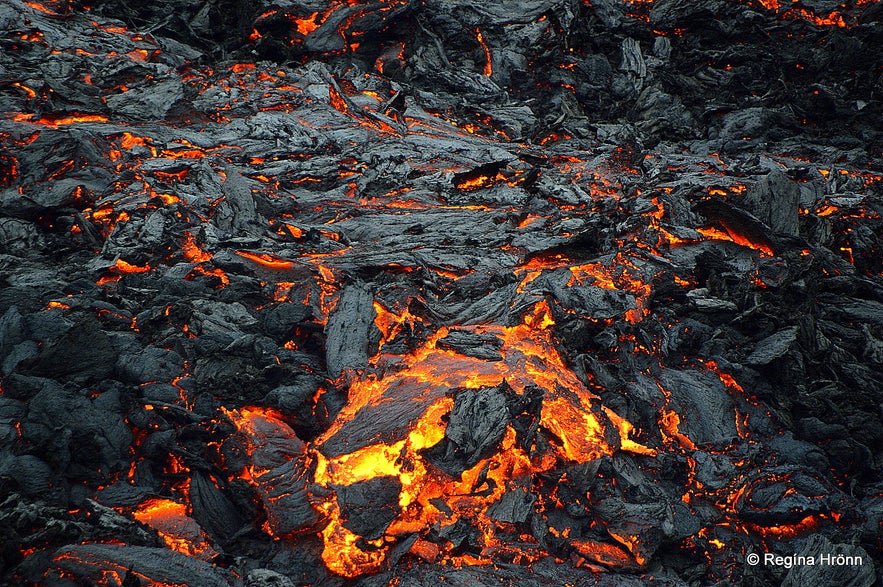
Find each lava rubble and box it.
[1,0,882,586]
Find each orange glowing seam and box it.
[656,380,699,450]
[93,22,129,34]
[125,49,151,62]
[119,132,156,154]
[182,233,212,263]
[236,250,296,269]
[604,408,657,456]
[24,1,57,14]
[607,530,648,566]
[190,265,229,286]
[328,84,350,115]
[696,226,774,256]
[659,409,697,450]
[270,282,296,303]
[13,83,37,99]
[572,539,634,567]
[96,259,151,285]
[372,301,427,353]
[150,191,180,205]
[132,498,217,559]
[475,29,492,76]
[283,224,305,238]
[746,514,825,539]
[10,112,109,126]
[153,169,189,182]
[20,31,45,43]
[374,43,405,74]
[294,12,321,35]
[704,360,746,394]
[782,7,847,26]
[454,172,506,191]
[113,259,151,274]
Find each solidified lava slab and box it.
[0,1,882,586]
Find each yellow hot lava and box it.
[309,301,651,577]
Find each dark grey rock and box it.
[781,535,874,587]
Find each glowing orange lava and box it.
[307,301,651,576]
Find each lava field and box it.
[1,0,882,586]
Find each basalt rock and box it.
[0,0,881,586]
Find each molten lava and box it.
[305,301,651,576]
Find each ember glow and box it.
[131,498,218,559]
[1,0,881,586]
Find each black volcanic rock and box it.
[0,0,881,585]
[335,476,403,541]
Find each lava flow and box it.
[1,0,881,586]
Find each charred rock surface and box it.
[1,0,882,586]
